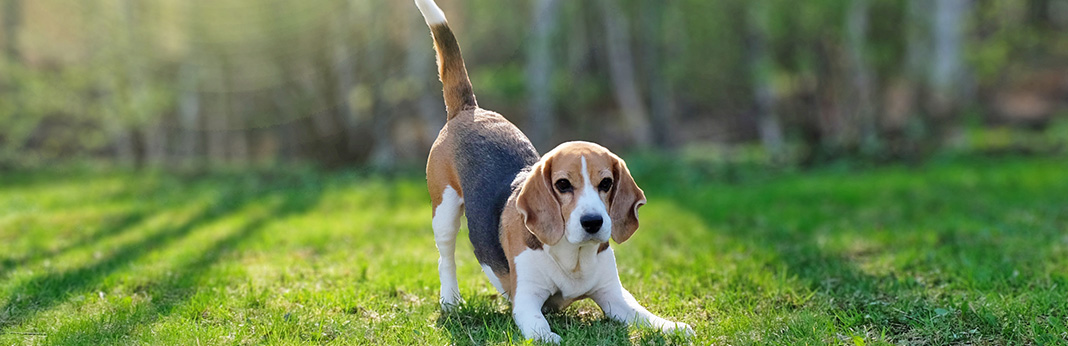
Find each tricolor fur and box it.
[416,0,693,342]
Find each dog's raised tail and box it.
[415,0,477,120]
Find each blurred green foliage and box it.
[0,0,1065,169]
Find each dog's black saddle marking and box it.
[453,115,539,276]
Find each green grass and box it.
[1,156,1066,345]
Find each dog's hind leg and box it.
[432,185,464,309]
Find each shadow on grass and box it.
[45,181,325,345]
[0,210,152,279]
[0,175,178,279]
[434,296,687,345]
[653,163,1068,344]
[0,175,323,336]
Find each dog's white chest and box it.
[514,244,615,300]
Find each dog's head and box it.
[516,141,646,246]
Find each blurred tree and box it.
[746,0,785,160]
[526,0,560,149]
[331,0,359,154]
[263,1,303,163]
[121,0,171,166]
[0,0,22,166]
[640,0,676,149]
[366,0,396,170]
[177,60,201,167]
[930,0,970,121]
[875,0,929,158]
[596,0,651,148]
[2,0,18,59]
[0,0,1062,168]
[104,0,139,166]
[206,62,228,164]
[223,58,250,164]
[1028,0,1053,29]
[844,0,878,154]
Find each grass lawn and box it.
[1,155,1066,345]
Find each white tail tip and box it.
[415,0,447,25]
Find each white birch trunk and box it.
[747,0,785,159]
[845,0,878,151]
[332,0,360,152]
[526,0,561,148]
[177,61,200,166]
[931,0,969,116]
[596,0,651,148]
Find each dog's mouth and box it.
[570,231,610,245]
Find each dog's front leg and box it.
[512,284,561,343]
[592,283,694,337]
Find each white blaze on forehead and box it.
[581,156,590,186]
[414,0,447,25]
[576,156,600,216]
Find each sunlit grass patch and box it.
[1,156,1067,345]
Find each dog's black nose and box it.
[580,214,603,233]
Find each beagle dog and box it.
[415,0,693,342]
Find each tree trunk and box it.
[1,0,23,165]
[905,0,931,81]
[2,0,20,60]
[113,129,138,166]
[931,0,968,117]
[368,96,395,169]
[746,0,785,160]
[332,0,360,153]
[526,0,561,149]
[367,1,394,169]
[924,0,972,151]
[813,40,845,154]
[224,65,248,164]
[206,105,229,165]
[845,0,879,153]
[885,0,933,158]
[177,61,201,167]
[640,0,675,149]
[271,88,299,162]
[269,0,335,149]
[119,0,144,167]
[206,62,228,165]
[596,0,652,148]
[143,120,167,166]
[1029,0,1052,29]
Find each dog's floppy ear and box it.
[609,156,645,244]
[516,159,565,245]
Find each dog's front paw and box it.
[528,331,562,344]
[439,292,464,312]
[439,300,463,312]
[661,321,694,337]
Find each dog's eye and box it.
[554,179,573,193]
[598,178,613,192]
